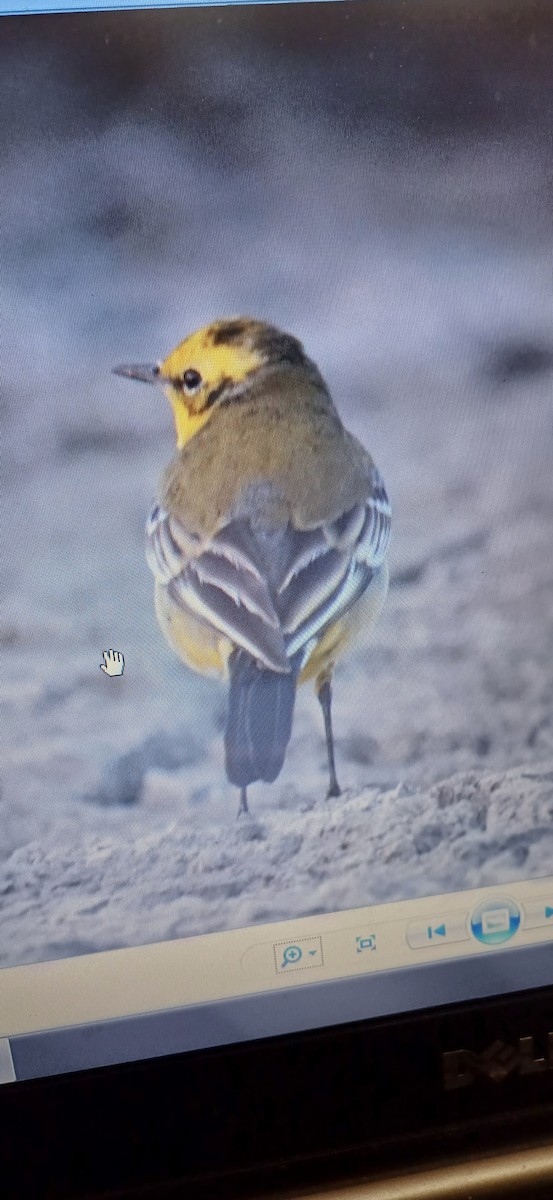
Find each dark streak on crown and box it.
[211,320,250,346]
[211,319,307,370]
[255,329,306,367]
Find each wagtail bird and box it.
[114,319,391,814]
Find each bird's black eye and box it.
[182,368,202,392]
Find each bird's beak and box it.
[112,363,161,384]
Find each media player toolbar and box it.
[3,881,553,1044]
[241,892,553,981]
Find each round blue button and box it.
[470,896,520,945]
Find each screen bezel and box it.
[3,979,553,1198]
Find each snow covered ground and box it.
[1,6,553,968]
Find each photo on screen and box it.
[2,0,553,971]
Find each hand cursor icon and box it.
[100,649,125,677]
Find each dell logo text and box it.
[442,1035,553,1089]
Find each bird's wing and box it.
[146,504,290,672]
[146,466,390,673]
[277,466,391,657]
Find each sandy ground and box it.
[1,9,553,968]
[1,763,553,967]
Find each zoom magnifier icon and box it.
[281,945,303,968]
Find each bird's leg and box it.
[317,672,341,798]
[237,786,249,817]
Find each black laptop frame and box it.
[3,977,553,1198]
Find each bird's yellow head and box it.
[113,318,312,448]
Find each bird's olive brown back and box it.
[160,368,374,536]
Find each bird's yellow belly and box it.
[155,560,389,684]
[300,560,389,684]
[154,583,231,677]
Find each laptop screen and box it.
[1,0,552,1085]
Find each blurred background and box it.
[1,1,553,965]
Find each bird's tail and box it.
[225,650,302,788]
